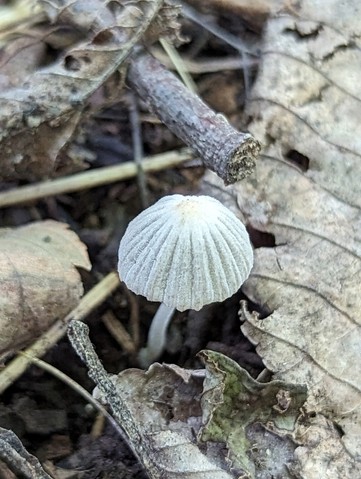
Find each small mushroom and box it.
[118,194,253,365]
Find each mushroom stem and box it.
[138,303,176,368]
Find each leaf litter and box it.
[1,0,360,478]
[0,0,179,180]
[199,350,307,478]
[89,348,306,479]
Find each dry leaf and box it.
[97,362,233,479]
[203,1,361,476]
[0,221,91,357]
[0,460,17,479]
[291,414,360,479]
[0,0,175,180]
[91,352,307,478]
[0,34,45,90]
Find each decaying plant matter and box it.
[204,0,361,476]
[0,0,260,183]
[0,0,165,179]
[68,320,307,479]
[0,221,91,358]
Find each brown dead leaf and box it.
[203,1,361,476]
[0,0,179,180]
[88,350,307,479]
[0,221,91,357]
[291,414,359,479]
[0,460,17,479]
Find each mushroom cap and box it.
[118,194,253,311]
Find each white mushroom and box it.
[118,194,253,365]
[118,194,253,310]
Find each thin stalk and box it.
[138,303,176,368]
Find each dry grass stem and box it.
[19,353,124,438]
[159,38,197,92]
[102,311,137,356]
[0,149,192,209]
[152,50,258,74]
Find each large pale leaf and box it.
[204,1,361,476]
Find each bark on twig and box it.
[128,52,261,185]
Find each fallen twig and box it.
[67,320,153,472]
[128,52,261,185]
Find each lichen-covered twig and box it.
[128,51,261,185]
[67,320,158,477]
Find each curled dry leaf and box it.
[0,0,180,180]
[198,350,307,478]
[0,220,91,357]
[205,1,361,476]
[91,351,305,478]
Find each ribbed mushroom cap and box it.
[118,194,253,311]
